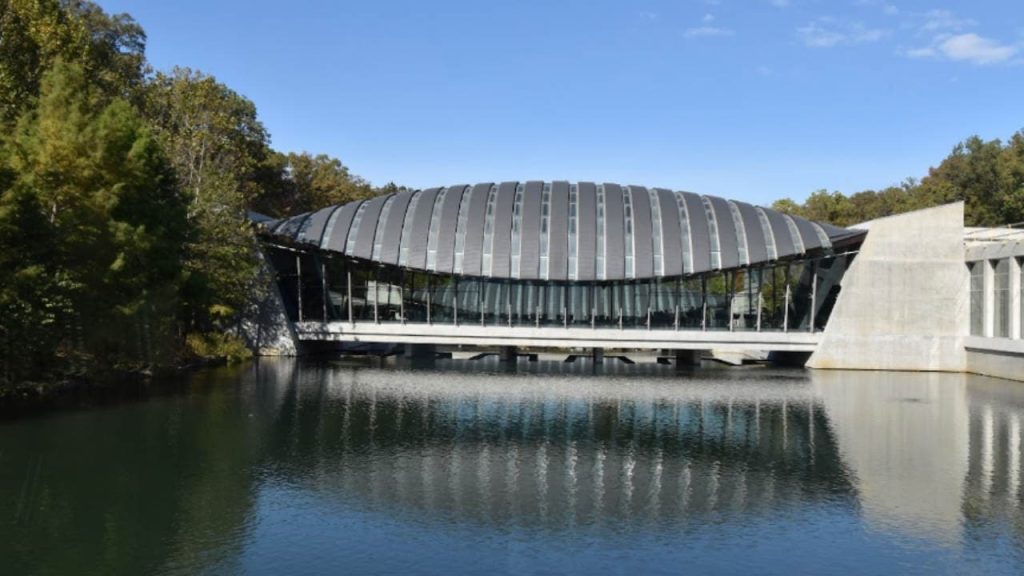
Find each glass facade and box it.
[268,246,851,334]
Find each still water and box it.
[2,358,1024,575]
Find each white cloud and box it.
[901,9,1018,66]
[770,0,790,8]
[938,33,1017,64]
[703,13,715,23]
[797,18,888,48]
[683,26,735,38]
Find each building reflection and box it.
[257,360,1024,545]
[257,360,856,529]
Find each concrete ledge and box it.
[293,321,820,352]
[964,336,1024,382]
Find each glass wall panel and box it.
[324,256,347,321]
[969,262,984,336]
[705,272,731,329]
[267,244,853,333]
[680,278,704,329]
[813,255,848,331]
[731,268,761,331]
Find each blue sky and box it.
[104,1,1022,205]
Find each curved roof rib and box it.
[261,181,863,281]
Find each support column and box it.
[984,259,995,338]
[404,343,437,359]
[1011,257,1021,340]
[500,346,518,362]
[674,349,702,367]
[592,348,604,365]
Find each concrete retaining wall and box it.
[808,203,968,372]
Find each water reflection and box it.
[2,359,1024,574]
[267,360,854,530]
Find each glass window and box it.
[623,187,635,279]
[596,185,606,280]
[649,189,664,276]
[812,223,832,249]
[783,215,805,253]
[969,261,984,336]
[729,201,749,266]
[675,193,692,274]
[345,202,369,254]
[319,205,343,250]
[425,187,449,270]
[481,185,498,276]
[371,195,396,261]
[702,197,721,270]
[452,186,474,274]
[755,207,777,260]
[568,184,578,280]
[398,192,422,266]
[510,184,525,278]
[539,183,551,279]
[994,258,1010,338]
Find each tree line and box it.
[772,133,1024,228]
[0,0,390,387]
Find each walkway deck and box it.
[293,321,820,352]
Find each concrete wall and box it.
[808,202,968,372]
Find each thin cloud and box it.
[855,0,899,17]
[797,18,888,48]
[683,26,735,38]
[920,9,975,33]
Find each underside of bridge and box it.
[252,181,867,362]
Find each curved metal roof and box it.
[263,181,860,281]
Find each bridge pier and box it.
[674,349,704,367]
[403,343,438,360]
[500,346,518,362]
[592,348,604,365]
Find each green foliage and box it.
[0,60,187,381]
[142,68,271,335]
[253,151,376,216]
[184,331,251,364]
[0,1,402,387]
[774,132,1024,227]
[0,0,145,125]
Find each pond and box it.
[2,358,1023,575]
